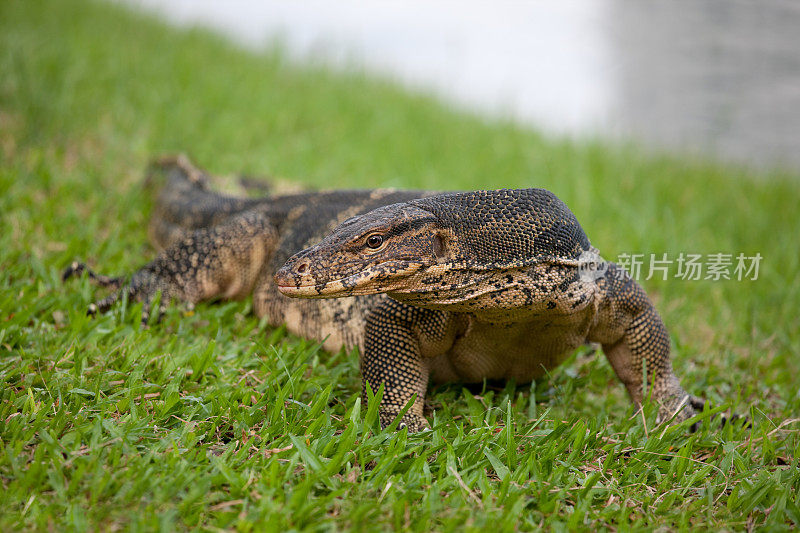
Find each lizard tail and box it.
[146,155,267,249]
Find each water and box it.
[128,0,800,172]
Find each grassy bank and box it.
[1,0,798,530]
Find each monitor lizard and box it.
[64,156,706,431]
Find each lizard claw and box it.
[61,261,84,282]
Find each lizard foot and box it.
[656,394,705,427]
[657,394,748,432]
[63,261,169,328]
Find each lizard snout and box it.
[274,257,315,293]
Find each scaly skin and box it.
[65,157,705,431]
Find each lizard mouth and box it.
[275,260,424,298]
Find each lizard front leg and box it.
[590,263,703,425]
[64,210,278,327]
[363,299,457,432]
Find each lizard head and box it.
[276,189,592,312]
[274,202,446,298]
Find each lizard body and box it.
[65,157,704,431]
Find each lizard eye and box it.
[366,234,384,249]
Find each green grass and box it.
[1,0,799,530]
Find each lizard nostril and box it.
[296,262,308,274]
